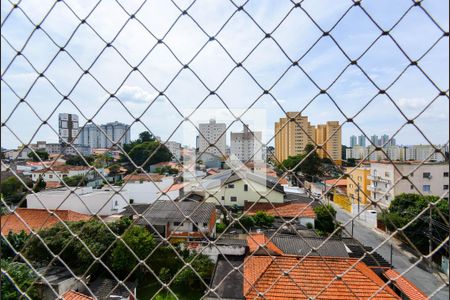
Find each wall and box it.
[124,177,176,204]
[204,178,284,207]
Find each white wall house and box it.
[123,176,179,204]
[26,187,129,216]
[369,162,449,208]
[31,166,92,183]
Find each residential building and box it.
[346,144,447,162]
[79,121,131,149]
[26,187,130,216]
[29,141,91,156]
[368,162,449,208]
[132,200,217,240]
[380,134,390,146]
[1,208,90,235]
[405,144,446,162]
[230,124,263,162]
[370,134,380,146]
[350,135,357,147]
[315,121,342,164]
[244,201,316,228]
[198,119,227,158]
[59,113,79,144]
[274,112,315,163]
[347,166,371,205]
[196,170,285,207]
[122,173,178,203]
[358,135,366,147]
[165,141,182,161]
[30,165,92,183]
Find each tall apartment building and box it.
[230,124,263,162]
[274,112,315,163]
[165,141,182,161]
[198,119,227,158]
[370,135,380,146]
[79,121,131,149]
[59,113,79,144]
[346,144,446,162]
[358,135,366,147]
[350,135,357,147]
[315,121,342,165]
[368,162,449,208]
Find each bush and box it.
[27,150,49,162]
[306,222,313,229]
[173,254,214,290]
[62,175,86,187]
[1,259,38,300]
[216,222,226,233]
[253,211,275,227]
[239,215,255,230]
[313,204,337,235]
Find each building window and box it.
[230,196,237,202]
[173,222,183,226]
[410,185,414,190]
[49,174,53,179]
[423,185,431,192]
[444,185,449,190]
[221,196,224,200]
[203,222,208,227]
[227,184,235,188]
[244,184,248,191]
[444,172,449,177]
[423,172,431,179]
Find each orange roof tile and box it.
[32,165,90,174]
[384,269,427,300]
[160,182,189,193]
[123,173,164,182]
[1,208,91,235]
[45,181,62,189]
[324,179,347,187]
[60,290,94,300]
[247,233,283,255]
[244,202,316,219]
[244,256,400,300]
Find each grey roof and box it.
[270,234,349,257]
[342,238,391,268]
[138,200,216,225]
[36,266,74,284]
[120,204,151,216]
[85,278,136,299]
[214,238,247,246]
[207,255,244,299]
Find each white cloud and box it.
[116,85,158,103]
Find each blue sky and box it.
[1,0,448,149]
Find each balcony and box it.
[368,175,390,183]
[367,184,385,193]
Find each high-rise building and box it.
[198,119,227,158]
[380,134,390,146]
[315,121,342,164]
[350,135,357,147]
[58,113,79,144]
[165,141,182,161]
[79,121,131,149]
[274,112,315,163]
[358,135,366,147]
[230,124,263,162]
[370,135,379,146]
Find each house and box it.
[133,200,217,241]
[242,255,400,299]
[26,187,130,216]
[122,173,178,203]
[1,208,91,235]
[31,165,91,183]
[60,290,94,300]
[244,201,316,228]
[205,255,245,300]
[194,170,285,207]
[148,161,181,173]
[35,266,87,300]
[383,269,428,300]
[82,277,136,300]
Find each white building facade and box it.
[230,125,263,162]
[368,162,449,208]
[59,113,79,144]
[198,119,226,158]
[79,121,131,149]
[165,141,182,161]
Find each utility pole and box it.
[429,206,432,255]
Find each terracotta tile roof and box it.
[247,233,283,255]
[32,165,90,174]
[384,269,427,300]
[123,173,164,182]
[45,181,62,189]
[244,202,316,219]
[1,208,91,235]
[60,290,94,300]
[160,182,188,193]
[243,256,400,300]
[324,179,347,187]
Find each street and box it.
[334,205,449,300]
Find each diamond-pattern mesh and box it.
[1,0,449,299]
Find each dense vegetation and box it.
[313,204,338,236]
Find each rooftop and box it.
[123,173,164,183]
[383,269,427,300]
[243,255,400,299]
[244,201,316,219]
[207,255,245,299]
[1,208,91,234]
[32,165,90,174]
[60,290,94,300]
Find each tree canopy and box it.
[27,150,49,162]
[65,155,95,166]
[281,144,322,179]
[0,175,32,206]
[1,259,38,300]
[313,204,338,236]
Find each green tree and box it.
[139,131,155,142]
[313,204,337,236]
[380,193,449,255]
[127,141,172,170]
[239,215,256,230]
[281,144,322,179]
[1,259,38,300]
[173,254,214,290]
[155,166,179,175]
[1,231,29,259]
[62,174,87,187]
[65,155,95,166]
[27,150,49,162]
[112,225,155,276]
[253,211,275,227]
[108,164,122,176]
[33,176,46,192]
[0,176,32,206]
